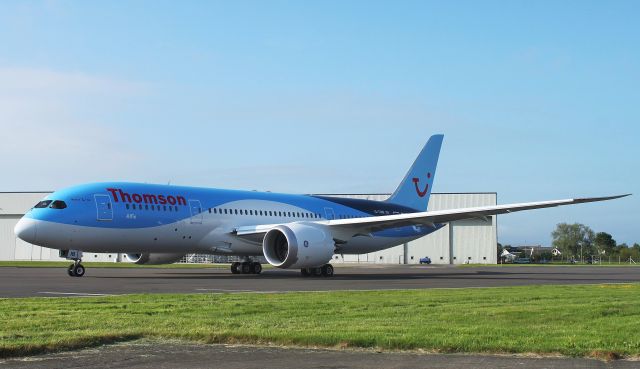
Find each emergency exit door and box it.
[189,199,203,224]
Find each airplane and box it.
[13,135,629,277]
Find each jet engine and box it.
[124,252,185,265]
[262,223,335,269]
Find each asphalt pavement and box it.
[1,341,637,369]
[0,264,639,297]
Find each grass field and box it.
[460,262,640,267]
[1,284,639,359]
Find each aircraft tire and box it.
[300,268,310,277]
[312,267,323,277]
[73,264,85,277]
[321,264,334,277]
[231,262,240,274]
[252,262,262,274]
[241,262,251,274]
[67,264,76,277]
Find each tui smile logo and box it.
[412,173,431,197]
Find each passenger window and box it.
[259,210,263,216]
[126,204,130,210]
[269,211,272,216]
[163,205,167,211]
[234,209,238,215]
[145,205,149,210]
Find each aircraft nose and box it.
[14,218,37,244]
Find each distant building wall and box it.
[328,193,497,265]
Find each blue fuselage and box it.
[17,182,441,256]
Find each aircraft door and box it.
[189,199,203,224]
[324,207,336,220]
[95,194,113,221]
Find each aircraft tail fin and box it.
[386,134,444,212]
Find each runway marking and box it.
[38,291,118,297]
[195,288,256,292]
[193,282,638,295]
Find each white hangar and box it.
[0,192,497,264]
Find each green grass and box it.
[1,284,640,359]
[460,263,640,267]
[0,261,230,268]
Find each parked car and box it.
[419,256,432,264]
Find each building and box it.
[326,193,497,265]
[0,192,497,264]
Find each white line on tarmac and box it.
[38,291,118,297]
[195,288,256,292]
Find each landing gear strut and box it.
[301,264,334,277]
[61,250,85,277]
[231,259,262,275]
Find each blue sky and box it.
[0,0,638,246]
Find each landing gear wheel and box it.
[312,267,323,277]
[241,262,251,274]
[67,264,76,277]
[252,262,262,274]
[72,263,85,277]
[301,268,310,277]
[321,264,334,277]
[231,262,240,274]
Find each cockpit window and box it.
[34,200,52,208]
[49,200,67,209]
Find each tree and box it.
[551,223,595,259]
[594,232,616,255]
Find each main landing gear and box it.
[231,260,262,274]
[60,249,85,277]
[300,264,334,277]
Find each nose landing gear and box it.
[67,261,85,277]
[60,249,85,277]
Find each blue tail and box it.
[386,134,444,212]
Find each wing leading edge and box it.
[233,194,630,241]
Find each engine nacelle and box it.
[262,223,334,269]
[124,253,184,265]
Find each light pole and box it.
[578,241,583,263]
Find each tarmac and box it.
[0,264,639,297]
[1,340,638,369]
[2,264,640,368]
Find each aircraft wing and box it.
[233,194,629,242]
